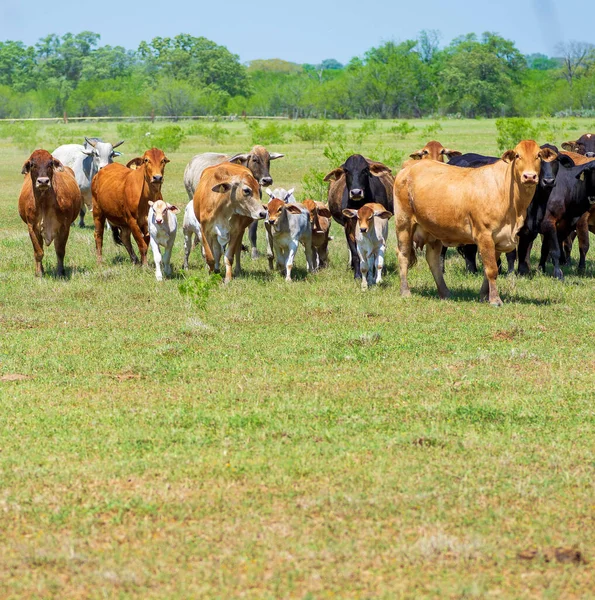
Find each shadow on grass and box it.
[414,285,557,306]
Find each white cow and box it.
[342,203,392,290]
[52,137,124,227]
[148,200,180,281]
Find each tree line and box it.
[0,30,594,119]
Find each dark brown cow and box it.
[92,148,169,266]
[562,134,595,158]
[18,149,82,277]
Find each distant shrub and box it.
[248,120,288,145]
[0,122,39,151]
[389,121,417,138]
[301,168,328,202]
[352,120,378,144]
[420,122,443,138]
[293,121,334,143]
[495,118,540,152]
[116,123,187,153]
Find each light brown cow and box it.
[194,163,267,283]
[302,199,333,269]
[394,140,555,306]
[92,148,169,266]
[401,140,462,169]
[18,149,82,277]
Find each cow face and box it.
[409,140,462,162]
[538,147,575,189]
[212,172,267,221]
[84,138,124,170]
[342,205,392,234]
[263,198,303,230]
[577,162,595,203]
[562,134,595,158]
[21,149,64,190]
[302,199,332,234]
[324,155,392,202]
[502,141,554,187]
[229,145,284,187]
[127,148,169,187]
[149,199,180,225]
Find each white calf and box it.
[182,201,204,270]
[342,203,392,290]
[149,200,180,281]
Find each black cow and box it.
[562,133,595,158]
[448,147,574,275]
[325,154,394,279]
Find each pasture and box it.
[1,118,594,599]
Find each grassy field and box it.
[1,118,594,599]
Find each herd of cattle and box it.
[16,132,595,304]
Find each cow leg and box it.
[319,242,329,269]
[78,205,86,229]
[150,238,163,281]
[119,227,139,265]
[440,246,447,273]
[285,242,298,281]
[79,189,92,228]
[457,244,478,274]
[376,244,386,285]
[212,240,223,275]
[248,220,259,259]
[27,223,45,277]
[517,232,536,276]
[128,219,149,267]
[183,227,193,270]
[93,212,106,265]
[476,233,502,306]
[344,222,361,279]
[395,221,413,297]
[426,240,450,300]
[162,242,174,278]
[224,232,245,284]
[360,254,369,290]
[541,219,563,280]
[265,222,275,271]
[303,236,314,273]
[54,226,70,277]
[576,215,589,274]
[506,250,516,274]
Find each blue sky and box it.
[1,0,593,63]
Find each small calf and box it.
[264,188,295,270]
[302,199,333,269]
[342,203,392,290]
[265,198,314,281]
[148,199,180,281]
[182,201,204,270]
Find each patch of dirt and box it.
[492,326,524,341]
[518,546,587,565]
[1,374,32,382]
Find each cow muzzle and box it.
[260,176,273,186]
[36,177,51,188]
[349,188,364,200]
[586,152,595,158]
[152,175,163,184]
[521,173,538,185]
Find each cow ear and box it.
[576,163,595,180]
[302,199,316,211]
[409,150,424,160]
[163,156,170,164]
[21,161,31,174]
[342,209,358,219]
[81,148,94,156]
[126,157,143,169]
[539,147,557,162]
[285,204,303,215]
[112,151,122,157]
[561,141,579,152]
[212,182,232,193]
[323,168,344,182]
[262,203,269,211]
[558,154,575,168]
[318,206,332,218]
[442,148,462,158]
[265,187,274,198]
[52,158,64,172]
[167,204,180,214]
[369,162,392,176]
[148,201,155,207]
[286,188,295,196]
[269,153,284,160]
[501,150,516,163]
[228,153,250,165]
[374,210,393,220]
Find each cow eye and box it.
[253,157,260,163]
[516,154,520,160]
[144,158,149,163]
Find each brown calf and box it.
[18,149,81,277]
[92,148,169,266]
[302,199,333,269]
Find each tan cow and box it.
[92,148,169,266]
[394,140,555,306]
[194,163,267,283]
[400,140,462,169]
[302,199,332,269]
[18,149,82,277]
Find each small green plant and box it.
[352,120,377,144]
[420,122,443,138]
[301,168,328,202]
[389,121,417,138]
[293,121,334,144]
[178,273,222,310]
[495,118,540,153]
[248,120,288,145]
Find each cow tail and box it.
[111,225,124,246]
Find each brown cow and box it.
[92,148,169,266]
[400,140,462,170]
[394,140,555,305]
[18,149,81,277]
[302,199,333,270]
[194,163,267,283]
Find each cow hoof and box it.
[490,298,503,307]
[400,288,411,298]
[251,248,260,259]
[156,276,163,282]
[554,269,564,281]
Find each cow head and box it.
[263,198,303,230]
[409,140,462,162]
[324,155,392,202]
[211,167,267,220]
[228,145,284,187]
[342,204,392,234]
[501,140,554,187]
[538,144,575,189]
[149,199,180,225]
[83,137,124,170]
[21,149,64,190]
[127,148,169,188]
[562,134,595,158]
[302,199,332,234]
[576,162,595,204]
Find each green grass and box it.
[1,118,594,599]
